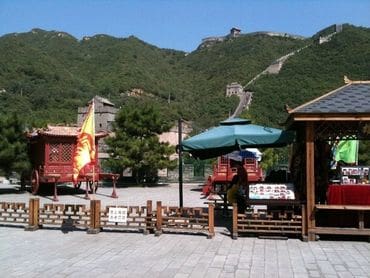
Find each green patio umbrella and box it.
[181,118,295,159]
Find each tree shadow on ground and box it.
[0,187,24,194]
[214,209,232,237]
[190,184,204,192]
[101,181,171,188]
[27,184,85,196]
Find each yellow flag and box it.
[73,102,95,183]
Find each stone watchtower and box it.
[230,27,241,38]
[77,96,118,159]
[77,96,118,132]
[226,82,243,97]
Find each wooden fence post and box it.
[87,200,101,234]
[155,201,162,236]
[207,203,215,239]
[232,203,238,239]
[25,198,40,231]
[144,200,152,235]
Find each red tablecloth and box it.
[327,184,370,205]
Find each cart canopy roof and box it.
[27,125,108,139]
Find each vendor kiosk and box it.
[286,78,370,240]
[328,166,370,205]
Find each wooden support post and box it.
[232,203,238,240]
[301,204,308,242]
[25,198,40,231]
[111,175,118,198]
[306,122,316,241]
[155,201,163,236]
[144,200,152,235]
[84,178,90,200]
[359,211,364,230]
[207,203,215,239]
[52,181,59,202]
[87,200,101,234]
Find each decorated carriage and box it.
[25,125,108,194]
[202,151,264,197]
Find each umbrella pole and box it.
[178,118,183,208]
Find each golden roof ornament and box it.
[344,75,351,84]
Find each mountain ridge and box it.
[0,24,369,132]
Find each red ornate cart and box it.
[202,155,264,197]
[26,125,118,198]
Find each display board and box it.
[249,183,295,200]
[340,166,369,184]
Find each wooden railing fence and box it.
[0,202,29,226]
[232,203,306,239]
[0,198,214,238]
[99,200,154,234]
[154,201,214,238]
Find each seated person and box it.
[227,158,249,213]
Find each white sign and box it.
[108,207,127,223]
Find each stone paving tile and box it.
[324,274,338,278]
[211,255,226,268]
[338,272,355,278]
[174,274,189,278]
[349,267,367,276]
[309,270,321,277]
[235,269,250,278]
[250,266,264,277]
[189,271,206,278]
[293,273,309,278]
[204,267,222,277]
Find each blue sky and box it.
[1,0,369,52]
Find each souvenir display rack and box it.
[340,166,369,184]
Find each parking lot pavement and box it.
[1,183,370,277]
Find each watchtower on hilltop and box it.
[230,27,241,37]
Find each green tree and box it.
[0,114,30,177]
[358,140,370,165]
[105,103,176,184]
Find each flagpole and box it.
[178,118,183,208]
[92,164,95,197]
[92,100,96,198]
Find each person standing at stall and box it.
[227,157,249,213]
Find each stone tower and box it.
[77,96,118,133]
[77,96,118,160]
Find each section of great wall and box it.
[219,25,342,118]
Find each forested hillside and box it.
[247,25,370,126]
[0,24,369,133]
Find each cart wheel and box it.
[89,181,98,193]
[31,170,40,195]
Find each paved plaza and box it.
[0,182,370,277]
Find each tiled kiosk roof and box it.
[287,79,370,124]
